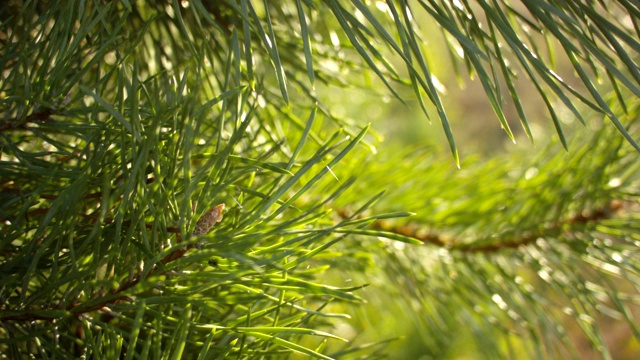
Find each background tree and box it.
[1,0,639,359]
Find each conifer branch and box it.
[0,108,56,132]
[352,200,628,253]
[0,207,223,323]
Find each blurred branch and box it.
[0,108,55,132]
[340,200,628,253]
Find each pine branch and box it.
[360,200,628,253]
[0,108,55,132]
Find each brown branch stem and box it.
[345,200,626,253]
[0,221,192,323]
[0,108,55,132]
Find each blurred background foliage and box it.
[1,0,639,359]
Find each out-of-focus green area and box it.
[312,9,640,359]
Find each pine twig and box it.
[0,108,55,132]
[0,204,226,323]
[340,200,627,253]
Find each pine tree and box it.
[1,1,639,359]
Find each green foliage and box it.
[1,1,639,359]
[335,114,640,358]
